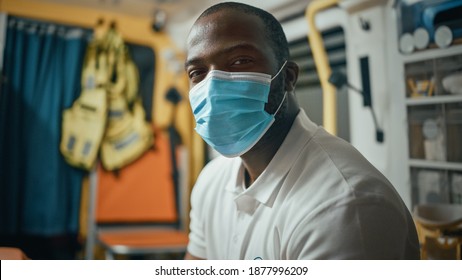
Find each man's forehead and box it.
[187,9,265,48]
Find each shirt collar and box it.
[228,109,318,214]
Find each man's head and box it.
[185,2,299,158]
[185,1,298,108]
[196,2,289,69]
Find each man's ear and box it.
[284,61,299,92]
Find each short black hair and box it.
[196,2,289,68]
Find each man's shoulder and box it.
[280,127,401,217]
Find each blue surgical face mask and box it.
[189,61,287,157]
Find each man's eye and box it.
[188,69,207,84]
[232,58,252,65]
[188,70,205,79]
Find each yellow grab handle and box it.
[305,0,339,135]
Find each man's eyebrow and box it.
[184,58,202,69]
[184,42,260,69]
[220,42,261,55]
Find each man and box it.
[184,2,420,260]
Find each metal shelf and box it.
[406,95,462,106]
[401,44,462,64]
[409,159,462,171]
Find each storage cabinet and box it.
[403,46,462,206]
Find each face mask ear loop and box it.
[273,91,288,116]
[271,60,288,81]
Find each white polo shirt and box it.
[187,109,420,259]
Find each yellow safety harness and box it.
[61,27,153,171]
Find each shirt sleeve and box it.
[287,198,417,260]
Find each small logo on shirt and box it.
[254,257,263,260]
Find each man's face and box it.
[185,10,280,90]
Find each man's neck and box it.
[241,103,299,187]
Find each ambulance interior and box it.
[0,0,461,260]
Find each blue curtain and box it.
[0,17,90,236]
